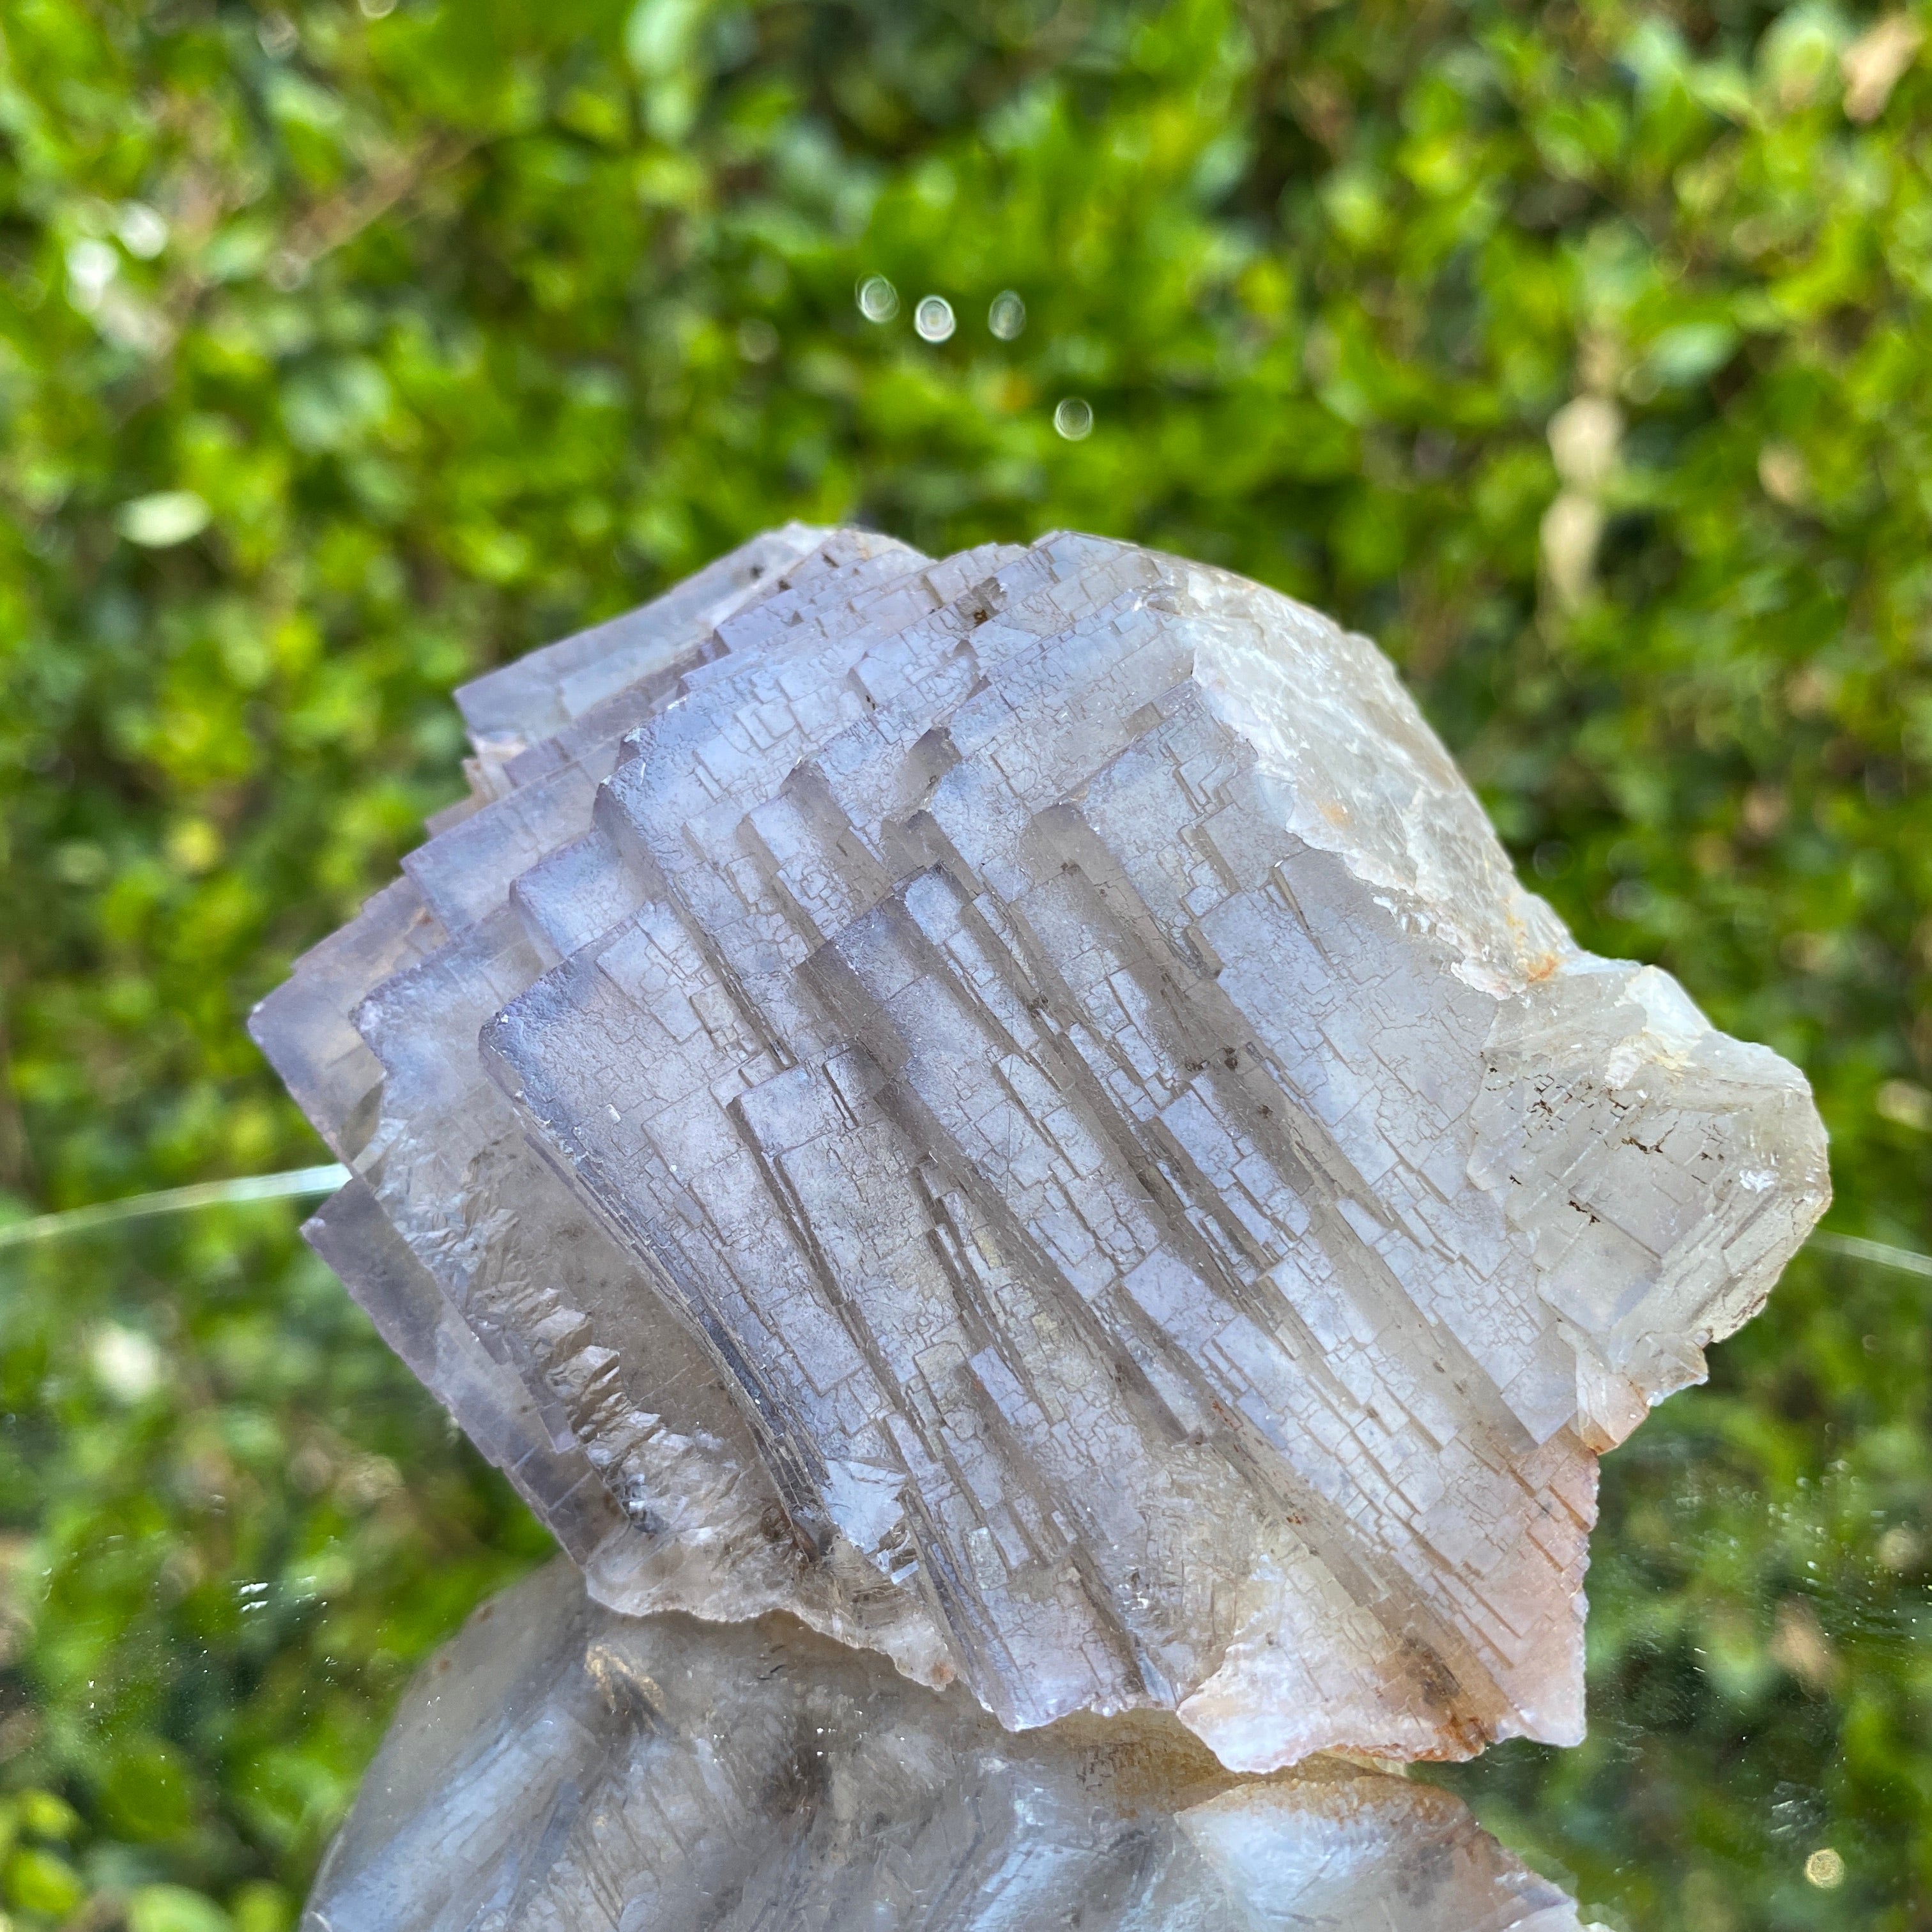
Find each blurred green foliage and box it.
[1,0,1929,1926]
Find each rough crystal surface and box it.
[253,526,1828,1773]
[303,1558,1603,1932]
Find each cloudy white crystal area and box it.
[303,1558,1604,1932]
[253,526,1828,1776]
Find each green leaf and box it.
[127,1884,234,1932]
[4,1847,86,1918]
[102,1736,196,1843]
[116,493,212,549]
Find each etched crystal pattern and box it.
[254,527,1828,1772]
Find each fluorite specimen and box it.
[254,526,1828,1777]
[305,1557,1603,1932]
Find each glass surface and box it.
[6,0,1929,1925]
[0,1207,1915,1929]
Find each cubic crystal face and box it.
[253,526,1828,1774]
[305,1558,1604,1932]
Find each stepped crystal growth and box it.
[255,525,1828,1776]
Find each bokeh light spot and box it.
[1054,397,1093,440]
[856,275,898,323]
[1805,1848,1846,1889]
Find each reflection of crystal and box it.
[308,1558,1604,1932]
[254,528,1828,1781]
